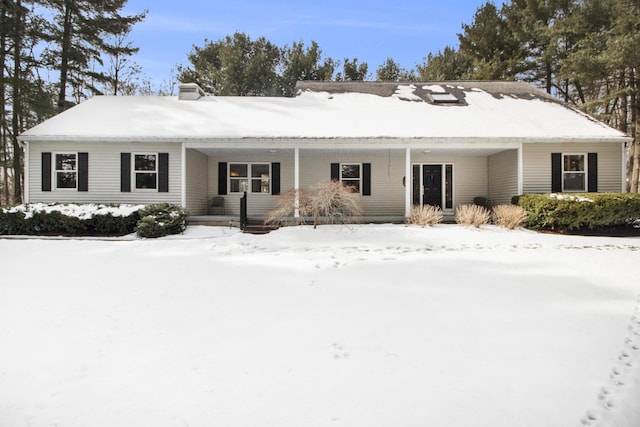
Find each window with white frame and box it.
[54,153,77,189]
[134,153,157,189]
[229,163,270,193]
[563,154,586,191]
[341,163,361,193]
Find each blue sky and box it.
[124,0,502,85]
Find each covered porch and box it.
[182,140,523,223]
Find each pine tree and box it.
[280,40,335,96]
[41,0,145,112]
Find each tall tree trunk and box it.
[630,70,640,193]
[57,0,72,112]
[0,0,7,207]
[11,0,22,203]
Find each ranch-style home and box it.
[18,81,630,222]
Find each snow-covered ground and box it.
[1,224,639,427]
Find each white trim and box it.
[412,162,455,212]
[181,143,187,208]
[517,143,524,195]
[23,141,29,203]
[53,151,78,190]
[228,162,272,194]
[622,142,627,192]
[339,163,362,194]
[405,148,411,217]
[561,153,587,192]
[294,148,300,218]
[132,152,159,191]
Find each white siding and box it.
[28,141,182,205]
[185,149,209,215]
[488,149,519,205]
[522,142,623,193]
[298,150,406,216]
[208,154,294,217]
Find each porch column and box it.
[405,147,411,218]
[517,143,524,195]
[294,147,300,218]
[181,142,187,208]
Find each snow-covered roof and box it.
[19,81,628,143]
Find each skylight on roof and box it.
[427,92,459,104]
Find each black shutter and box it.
[588,153,598,192]
[218,162,227,195]
[121,153,131,192]
[271,162,280,195]
[158,153,169,192]
[331,163,340,181]
[362,163,371,196]
[551,153,562,192]
[78,152,88,192]
[42,152,52,192]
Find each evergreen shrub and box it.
[0,203,142,236]
[514,193,640,231]
[135,203,188,238]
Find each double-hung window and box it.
[134,153,157,189]
[229,163,270,193]
[340,164,361,193]
[54,153,77,189]
[563,154,586,191]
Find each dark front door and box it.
[423,165,442,207]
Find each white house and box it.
[18,81,630,222]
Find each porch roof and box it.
[20,81,629,143]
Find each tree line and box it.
[2,0,639,207]
[1,0,145,206]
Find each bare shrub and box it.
[307,181,363,228]
[264,189,310,226]
[455,204,491,227]
[409,205,443,227]
[264,181,363,228]
[492,204,528,229]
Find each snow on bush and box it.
[135,203,188,238]
[3,202,145,219]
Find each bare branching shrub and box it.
[409,205,443,227]
[307,181,363,228]
[264,181,363,228]
[492,204,528,229]
[264,189,310,226]
[455,204,491,227]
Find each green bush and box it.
[514,193,640,231]
[0,203,142,236]
[135,203,188,238]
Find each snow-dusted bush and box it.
[409,205,443,227]
[0,203,142,236]
[135,204,188,238]
[492,204,528,230]
[455,204,491,228]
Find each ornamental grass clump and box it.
[492,204,528,230]
[455,204,491,228]
[409,205,443,227]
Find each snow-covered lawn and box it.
[1,224,640,427]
